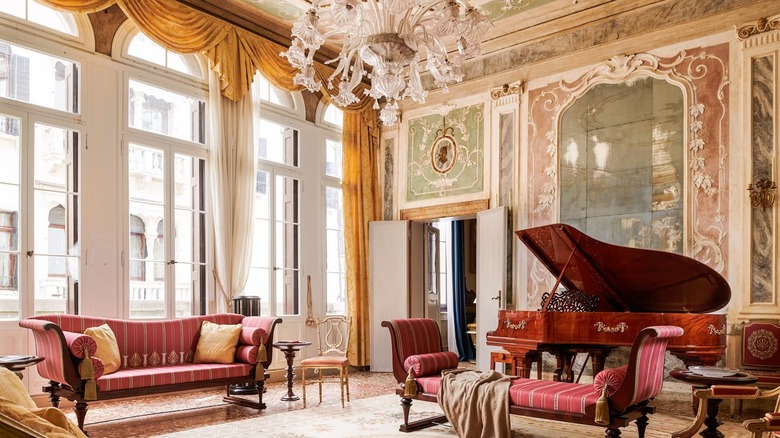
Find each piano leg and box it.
[552,351,576,382]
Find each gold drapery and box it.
[341,110,380,366]
[37,0,380,367]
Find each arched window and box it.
[0,0,78,36]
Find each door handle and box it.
[491,290,502,303]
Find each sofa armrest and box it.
[18,319,81,389]
[240,317,282,368]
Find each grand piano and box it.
[486,223,730,382]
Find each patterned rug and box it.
[154,393,750,438]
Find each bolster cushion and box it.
[239,327,266,346]
[235,345,258,364]
[594,365,628,398]
[62,332,97,359]
[403,351,459,377]
[78,357,105,380]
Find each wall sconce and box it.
[748,178,777,209]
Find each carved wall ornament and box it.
[491,82,524,100]
[525,44,729,302]
[748,178,777,209]
[747,328,778,360]
[737,16,780,41]
[430,127,458,174]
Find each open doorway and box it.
[429,218,477,363]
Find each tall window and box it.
[249,118,301,316]
[324,124,345,314]
[127,144,206,318]
[0,114,80,320]
[123,29,207,319]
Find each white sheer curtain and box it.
[208,67,255,312]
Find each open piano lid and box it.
[516,223,731,313]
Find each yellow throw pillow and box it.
[0,367,37,410]
[193,321,242,364]
[84,324,121,374]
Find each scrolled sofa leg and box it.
[635,413,649,438]
[400,397,412,431]
[75,400,88,431]
[604,428,621,437]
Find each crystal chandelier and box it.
[280,0,492,125]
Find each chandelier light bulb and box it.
[280,0,492,125]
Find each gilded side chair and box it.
[300,315,351,407]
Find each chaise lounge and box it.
[20,313,281,432]
[383,318,683,438]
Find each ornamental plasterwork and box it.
[747,329,778,361]
[406,104,485,202]
[525,45,729,301]
[737,15,780,41]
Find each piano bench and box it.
[490,350,542,379]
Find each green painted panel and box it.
[406,104,485,202]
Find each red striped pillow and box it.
[403,351,459,377]
[594,365,628,397]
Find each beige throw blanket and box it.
[438,370,512,438]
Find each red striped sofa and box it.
[383,318,683,438]
[20,313,281,432]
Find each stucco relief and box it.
[525,44,729,304]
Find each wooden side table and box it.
[273,341,311,401]
[0,355,44,379]
[670,368,758,438]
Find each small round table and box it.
[670,368,757,438]
[273,341,311,401]
[0,355,44,379]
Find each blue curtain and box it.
[452,220,475,361]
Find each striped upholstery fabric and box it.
[509,379,600,414]
[415,376,443,395]
[386,319,442,360]
[20,318,70,384]
[404,351,459,378]
[78,356,105,380]
[97,363,252,391]
[593,365,628,398]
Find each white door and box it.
[423,224,442,332]
[476,206,507,371]
[369,220,410,372]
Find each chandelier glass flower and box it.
[281,0,492,125]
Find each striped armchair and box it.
[20,313,281,432]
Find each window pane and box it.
[323,105,343,127]
[0,0,24,20]
[325,139,342,179]
[253,72,294,109]
[325,186,345,315]
[128,80,204,144]
[129,144,164,203]
[0,40,79,113]
[256,119,298,166]
[34,255,76,315]
[27,0,78,36]
[174,262,193,317]
[34,123,73,188]
[275,267,298,315]
[246,267,270,315]
[127,33,166,66]
[252,218,270,268]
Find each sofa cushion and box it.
[403,351,459,377]
[194,321,242,364]
[96,363,252,391]
[62,332,97,359]
[508,378,600,415]
[414,376,443,395]
[84,324,121,374]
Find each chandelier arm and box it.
[408,0,456,29]
[367,0,384,34]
